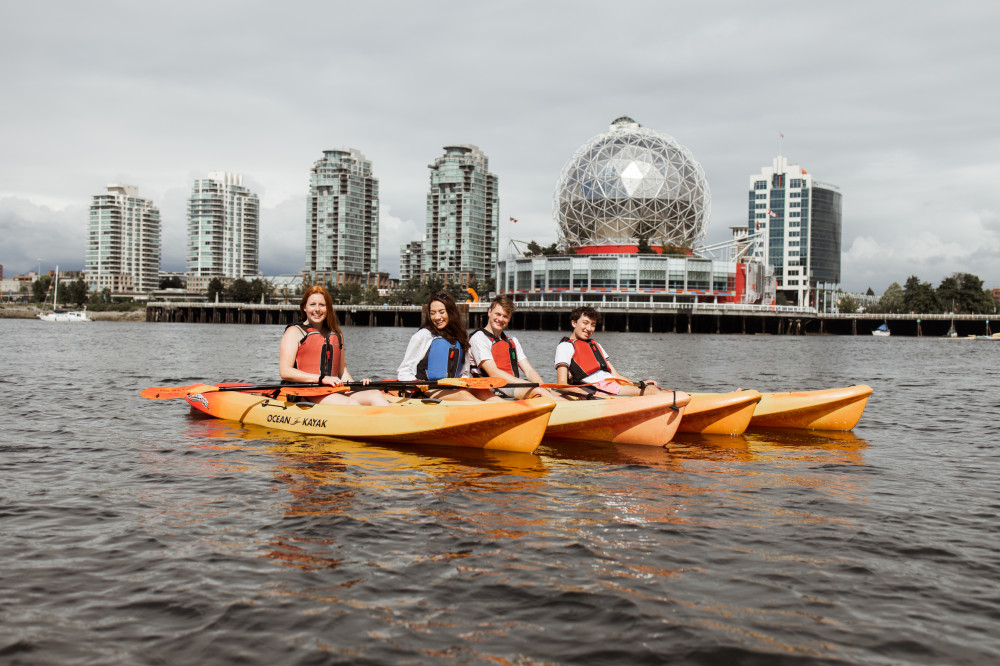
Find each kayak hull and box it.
[681,391,762,435]
[544,391,691,446]
[185,388,555,453]
[750,385,873,431]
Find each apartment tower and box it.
[306,149,379,284]
[187,172,260,287]
[748,156,842,308]
[423,145,498,284]
[86,184,161,293]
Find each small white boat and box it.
[871,323,890,337]
[37,266,91,323]
[38,309,91,322]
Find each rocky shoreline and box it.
[0,307,146,322]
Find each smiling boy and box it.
[469,294,562,400]
[554,306,660,396]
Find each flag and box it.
[767,209,778,217]
[509,216,518,223]
[779,132,784,138]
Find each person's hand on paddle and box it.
[319,374,343,387]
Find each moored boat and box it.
[37,266,91,322]
[749,384,873,431]
[681,390,762,435]
[543,391,690,446]
[872,323,890,337]
[184,386,555,453]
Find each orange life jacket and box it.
[561,336,609,384]
[291,323,343,377]
[475,328,519,377]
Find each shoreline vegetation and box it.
[0,306,145,321]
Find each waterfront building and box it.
[421,145,498,284]
[399,237,426,282]
[186,172,260,285]
[498,117,771,307]
[555,116,710,251]
[306,149,379,285]
[86,184,161,294]
[748,156,842,308]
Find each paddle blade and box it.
[438,377,507,389]
[141,383,218,399]
[279,385,351,397]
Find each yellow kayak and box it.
[749,385,874,431]
[184,387,555,453]
[544,391,690,446]
[682,391,762,435]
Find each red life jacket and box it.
[474,328,519,377]
[561,336,609,384]
[290,323,343,377]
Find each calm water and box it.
[2,319,998,665]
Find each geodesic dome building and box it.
[554,117,711,249]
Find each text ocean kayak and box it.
[749,385,873,431]
[681,391,762,435]
[185,388,555,453]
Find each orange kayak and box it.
[184,388,555,453]
[681,391,762,435]
[544,391,690,446]
[749,385,873,431]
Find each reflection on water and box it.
[6,321,999,664]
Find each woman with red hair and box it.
[280,285,388,406]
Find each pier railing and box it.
[145,301,994,336]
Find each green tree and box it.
[636,236,657,255]
[207,278,226,302]
[661,243,690,256]
[937,272,995,314]
[64,278,90,307]
[363,285,382,304]
[902,275,941,313]
[32,275,53,303]
[524,241,561,257]
[159,276,184,289]
[226,278,254,303]
[877,282,905,314]
[838,294,859,314]
[249,278,271,304]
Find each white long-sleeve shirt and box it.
[397,328,472,380]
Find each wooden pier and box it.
[145,301,995,337]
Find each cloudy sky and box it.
[2,0,997,293]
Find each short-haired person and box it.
[554,306,660,396]
[397,292,500,402]
[469,295,563,400]
[280,286,390,406]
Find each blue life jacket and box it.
[416,335,463,380]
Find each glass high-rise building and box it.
[423,145,498,283]
[186,172,260,283]
[748,156,842,308]
[86,184,161,293]
[306,149,379,282]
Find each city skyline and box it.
[1,2,998,293]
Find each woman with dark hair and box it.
[397,292,499,401]
[280,285,389,406]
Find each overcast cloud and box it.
[2,0,997,293]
